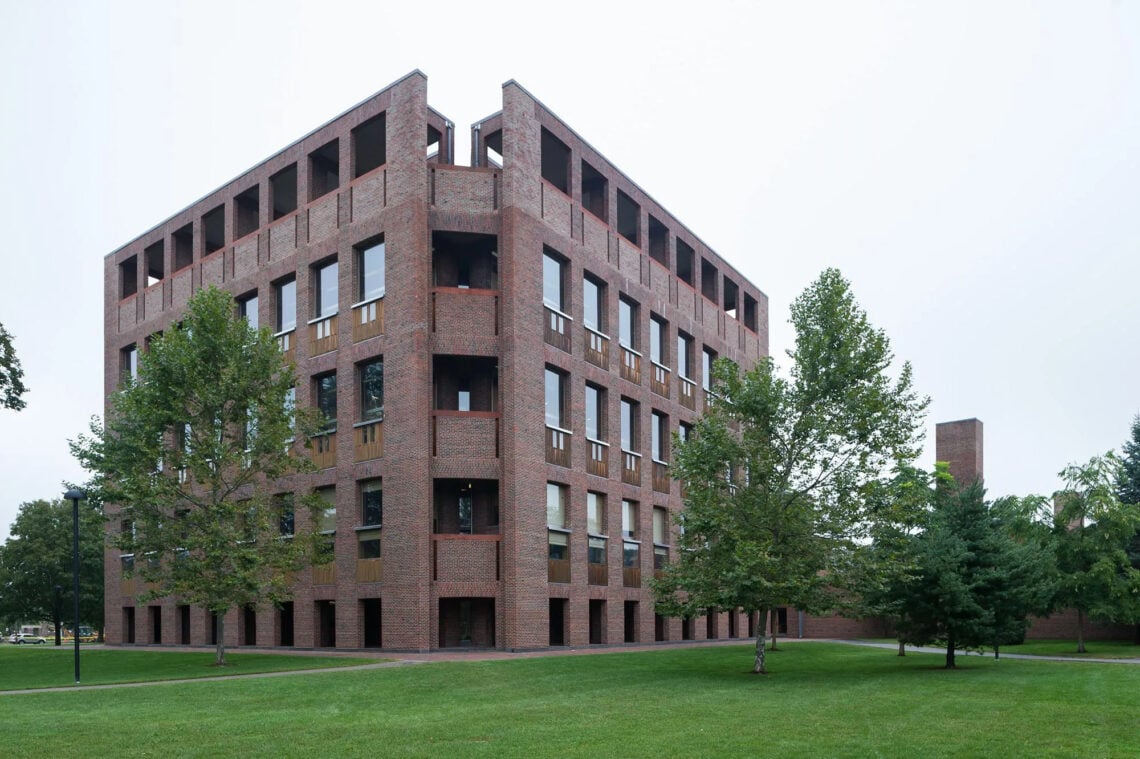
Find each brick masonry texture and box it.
[103,71,850,653]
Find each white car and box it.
[9,633,47,644]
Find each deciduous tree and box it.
[653,268,928,674]
[0,498,105,637]
[0,320,28,411]
[1052,454,1140,653]
[71,286,324,665]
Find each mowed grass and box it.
[0,645,381,690]
[3,643,1139,757]
[1001,639,1140,659]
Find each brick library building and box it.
[103,71,770,651]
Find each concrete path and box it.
[835,638,1140,664]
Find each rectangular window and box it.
[678,421,692,444]
[314,260,339,318]
[317,487,336,533]
[315,372,337,431]
[458,491,473,534]
[548,530,569,561]
[358,531,381,559]
[649,315,666,365]
[677,332,693,379]
[357,240,385,302]
[547,482,567,529]
[620,398,638,452]
[585,383,605,441]
[587,492,605,534]
[202,205,225,255]
[276,278,296,333]
[622,500,638,539]
[583,274,606,333]
[619,297,637,349]
[360,480,383,526]
[121,345,138,383]
[676,239,694,286]
[119,256,138,298]
[652,411,668,462]
[277,494,295,537]
[543,248,565,312]
[284,387,296,439]
[234,185,259,239]
[145,241,164,286]
[588,535,606,564]
[359,359,383,422]
[623,541,639,568]
[702,347,717,392]
[239,293,259,331]
[653,507,668,545]
[545,367,567,429]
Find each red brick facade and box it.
[103,72,769,651]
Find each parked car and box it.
[9,633,47,644]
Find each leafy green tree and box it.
[71,286,324,665]
[892,482,1054,668]
[1052,454,1140,653]
[0,320,28,410]
[0,498,105,638]
[653,268,928,674]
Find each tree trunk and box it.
[945,633,956,669]
[897,639,905,657]
[1076,609,1086,654]
[753,608,768,674]
[215,614,226,666]
[768,608,779,651]
[994,644,1000,660]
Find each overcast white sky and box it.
[2,1,1138,534]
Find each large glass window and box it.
[122,345,138,383]
[620,398,638,452]
[317,487,336,533]
[653,507,668,545]
[619,297,637,348]
[276,278,296,333]
[587,492,605,534]
[583,274,605,333]
[545,367,566,428]
[703,347,716,391]
[585,383,605,441]
[315,373,337,431]
[543,249,565,312]
[361,480,383,526]
[357,241,385,302]
[359,359,384,422]
[652,411,668,462]
[622,500,638,539]
[239,294,259,331]
[276,494,294,537]
[650,316,666,365]
[547,483,568,529]
[677,332,693,379]
[315,261,339,318]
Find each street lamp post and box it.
[64,488,85,684]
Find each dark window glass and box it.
[316,373,337,430]
[361,482,383,526]
[360,360,384,421]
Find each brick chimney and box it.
[935,418,984,487]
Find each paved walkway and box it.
[4,637,1137,696]
[836,638,1140,665]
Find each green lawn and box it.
[999,639,1140,659]
[861,637,1140,659]
[3,643,1138,757]
[0,646,381,690]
